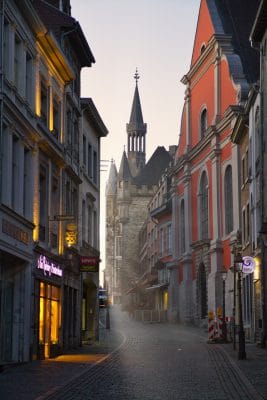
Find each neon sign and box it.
[37,255,63,277]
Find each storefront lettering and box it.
[37,255,63,277]
[2,219,29,244]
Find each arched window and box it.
[200,44,206,54]
[200,108,207,138]
[224,166,233,234]
[199,172,208,239]
[180,199,185,253]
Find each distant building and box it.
[105,74,173,306]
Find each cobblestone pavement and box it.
[1,307,267,400]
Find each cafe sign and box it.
[242,256,256,274]
[80,256,99,272]
[37,255,63,277]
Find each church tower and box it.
[126,69,147,177]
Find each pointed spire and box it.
[127,69,147,136]
[118,151,132,181]
[106,160,118,195]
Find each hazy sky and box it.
[71,0,199,280]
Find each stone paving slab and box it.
[1,308,267,400]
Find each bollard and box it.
[207,310,215,343]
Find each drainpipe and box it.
[0,0,4,203]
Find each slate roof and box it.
[81,98,108,138]
[133,146,172,186]
[118,151,132,181]
[32,0,95,67]
[106,162,118,195]
[207,0,260,83]
[126,84,147,136]
[251,0,267,43]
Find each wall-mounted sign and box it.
[2,219,29,244]
[80,256,99,272]
[242,256,256,274]
[37,255,63,277]
[65,223,78,247]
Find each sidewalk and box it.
[221,341,267,399]
[0,323,124,400]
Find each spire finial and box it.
[134,68,139,85]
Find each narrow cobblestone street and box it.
[1,306,267,400]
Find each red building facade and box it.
[171,0,260,324]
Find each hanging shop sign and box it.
[65,223,78,247]
[242,256,256,274]
[37,255,63,277]
[80,256,99,272]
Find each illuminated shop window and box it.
[39,282,61,346]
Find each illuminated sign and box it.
[242,256,256,274]
[37,255,63,277]
[65,223,78,247]
[80,256,99,272]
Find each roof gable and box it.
[133,147,172,186]
[191,0,215,66]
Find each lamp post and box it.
[221,270,227,342]
[235,252,246,360]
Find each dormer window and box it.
[200,108,207,138]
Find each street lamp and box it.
[235,252,246,360]
[221,269,227,342]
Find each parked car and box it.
[98,288,108,308]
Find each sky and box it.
[71,0,199,282]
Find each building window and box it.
[82,135,86,166]
[23,148,31,217]
[200,108,207,138]
[39,165,48,242]
[199,172,208,240]
[66,110,72,148]
[198,263,207,319]
[246,203,250,243]
[14,35,21,91]
[180,199,185,253]
[93,150,97,184]
[82,200,86,241]
[87,143,92,178]
[224,166,233,234]
[3,20,9,77]
[200,44,206,54]
[26,52,33,105]
[88,205,92,245]
[93,210,97,247]
[11,135,19,210]
[40,80,48,125]
[160,228,164,256]
[166,224,171,254]
[115,236,122,258]
[53,98,60,140]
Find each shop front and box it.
[33,252,63,359]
